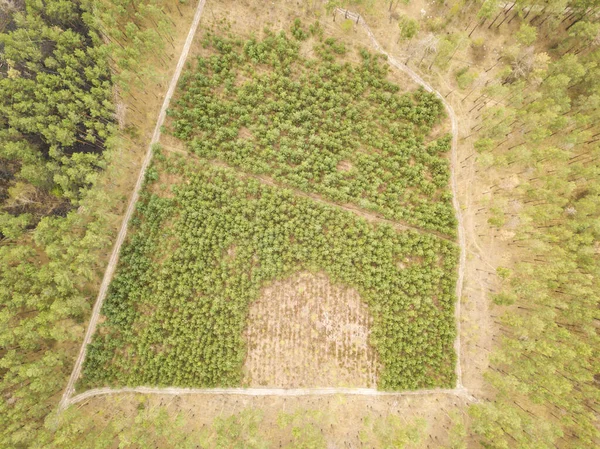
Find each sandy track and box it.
[242,169,458,243]
[58,0,207,411]
[69,386,476,406]
[61,5,471,409]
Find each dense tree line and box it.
[0,1,188,447]
[82,154,459,391]
[0,0,177,236]
[169,25,456,235]
[0,0,116,232]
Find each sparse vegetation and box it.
[244,272,378,388]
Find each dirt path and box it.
[335,8,466,389]
[61,6,471,409]
[58,0,207,412]
[162,150,456,243]
[69,386,476,406]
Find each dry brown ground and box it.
[74,391,469,448]
[244,272,378,388]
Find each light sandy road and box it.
[58,0,207,411]
[335,8,466,389]
[69,386,476,406]
[61,5,472,409]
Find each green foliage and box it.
[0,201,113,448]
[277,410,326,449]
[0,0,116,216]
[425,17,446,33]
[202,409,269,449]
[170,31,455,235]
[476,0,498,21]
[398,15,419,41]
[444,410,467,449]
[341,19,354,33]
[474,138,494,153]
[471,37,485,50]
[515,23,537,46]
[454,67,477,90]
[308,21,324,39]
[491,291,516,306]
[359,414,424,448]
[487,206,505,227]
[495,267,511,280]
[81,159,458,391]
[291,19,309,41]
[38,401,196,448]
[0,211,31,239]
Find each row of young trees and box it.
[36,399,424,448]
[169,23,457,235]
[0,1,193,447]
[81,155,459,391]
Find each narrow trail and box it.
[58,0,207,411]
[69,386,477,406]
[62,6,471,409]
[335,8,466,389]
[234,168,458,244]
[163,148,456,244]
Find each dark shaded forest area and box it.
[0,0,178,446]
[0,0,115,234]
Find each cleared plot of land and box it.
[244,271,377,388]
[79,22,458,393]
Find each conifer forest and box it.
[0,1,598,448]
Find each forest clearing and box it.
[1,0,598,448]
[243,271,379,388]
[76,19,459,395]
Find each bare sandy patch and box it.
[337,160,353,172]
[243,271,378,388]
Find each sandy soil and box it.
[73,391,470,448]
[244,272,378,388]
